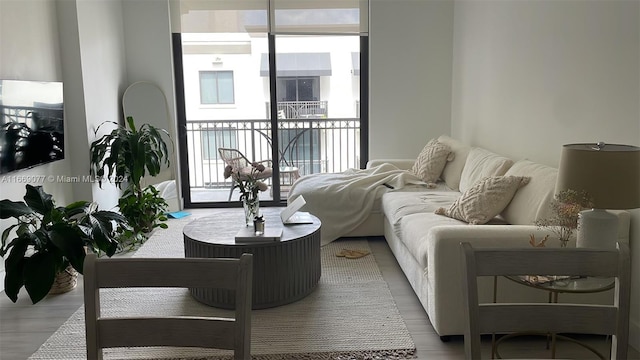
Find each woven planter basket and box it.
[48,266,78,295]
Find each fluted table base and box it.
[183,209,321,309]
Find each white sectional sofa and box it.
[346,135,631,339]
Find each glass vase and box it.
[559,236,569,248]
[242,195,260,226]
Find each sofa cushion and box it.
[436,176,530,225]
[437,135,471,191]
[410,139,454,186]
[399,212,466,268]
[459,148,514,193]
[501,160,558,225]
[382,186,460,225]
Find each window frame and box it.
[277,76,320,102]
[199,70,235,105]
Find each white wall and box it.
[122,0,175,127]
[369,0,454,159]
[451,0,640,350]
[56,0,90,204]
[121,0,180,193]
[76,0,128,209]
[56,0,127,210]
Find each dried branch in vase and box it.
[534,189,594,247]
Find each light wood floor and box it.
[1,216,638,359]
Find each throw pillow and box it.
[410,139,454,187]
[458,148,514,193]
[435,175,530,225]
[501,160,558,225]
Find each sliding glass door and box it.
[172,0,368,207]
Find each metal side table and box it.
[492,275,614,359]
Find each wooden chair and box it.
[460,242,630,360]
[83,253,253,360]
[218,147,273,201]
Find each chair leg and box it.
[228,184,235,201]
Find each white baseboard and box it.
[630,318,639,352]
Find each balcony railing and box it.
[266,101,328,119]
[185,118,360,189]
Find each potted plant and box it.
[0,184,129,304]
[89,116,172,245]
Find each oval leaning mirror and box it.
[122,81,170,137]
[122,81,179,211]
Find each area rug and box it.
[29,216,416,360]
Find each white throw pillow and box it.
[459,148,514,193]
[437,135,471,191]
[410,139,453,186]
[435,175,530,225]
[501,160,558,225]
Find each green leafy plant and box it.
[116,186,168,250]
[0,185,129,304]
[89,116,172,243]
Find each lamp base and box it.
[577,209,618,249]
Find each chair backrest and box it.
[218,147,251,170]
[460,242,630,360]
[84,253,253,360]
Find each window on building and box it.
[201,129,237,160]
[278,77,319,101]
[199,71,234,104]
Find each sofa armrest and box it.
[427,225,567,285]
[427,209,630,292]
[429,210,630,261]
[425,225,570,335]
[366,159,415,170]
[424,221,629,335]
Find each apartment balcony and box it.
[267,101,328,119]
[185,117,360,203]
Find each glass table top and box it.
[505,275,615,293]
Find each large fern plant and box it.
[89,116,172,241]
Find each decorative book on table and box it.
[235,227,283,243]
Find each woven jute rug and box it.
[29,216,416,360]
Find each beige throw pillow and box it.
[435,175,530,225]
[410,139,453,187]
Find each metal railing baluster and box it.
[184,118,359,189]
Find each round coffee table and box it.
[183,207,321,309]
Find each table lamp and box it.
[556,142,640,249]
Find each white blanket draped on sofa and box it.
[287,163,424,245]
